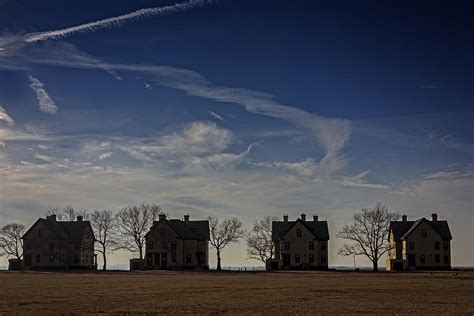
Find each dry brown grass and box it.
[0,270,473,314]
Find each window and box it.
[74,255,79,264]
[444,242,449,251]
[296,229,302,237]
[409,242,415,250]
[321,242,327,251]
[444,255,449,264]
[59,255,64,263]
[309,254,314,263]
[162,241,168,249]
[49,242,55,251]
[421,229,427,237]
[321,255,326,264]
[295,254,300,263]
[171,253,177,263]
[434,242,440,250]
[284,242,290,250]
[147,241,154,250]
[171,241,177,250]
[90,256,94,264]
[36,254,41,263]
[38,229,43,237]
[186,254,192,263]
[435,254,440,263]
[420,255,425,264]
[309,242,314,250]
[49,255,54,263]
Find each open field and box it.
[0,270,473,314]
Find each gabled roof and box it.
[389,218,452,241]
[272,219,329,241]
[146,219,210,240]
[22,218,93,242]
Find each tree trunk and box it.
[139,247,143,260]
[216,249,222,271]
[372,259,378,272]
[102,251,107,271]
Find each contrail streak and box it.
[24,0,208,43]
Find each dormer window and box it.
[296,229,302,237]
[421,229,427,237]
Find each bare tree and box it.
[44,208,65,221]
[90,210,118,271]
[246,216,277,264]
[0,223,26,267]
[336,203,400,271]
[208,216,245,271]
[115,203,161,260]
[44,206,89,221]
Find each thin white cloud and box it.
[252,158,319,177]
[0,105,15,126]
[28,75,58,114]
[22,47,351,174]
[209,111,225,121]
[23,0,209,43]
[99,152,113,160]
[339,170,388,189]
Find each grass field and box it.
[0,270,473,314]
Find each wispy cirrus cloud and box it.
[28,75,58,114]
[21,44,351,175]
[0,0,210,58]
[209,111,225,121]
[99,152,113,160]
[339,170,388,189]
[24,0,209,43]
[0,105,15,126]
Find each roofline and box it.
[275,218,329,240]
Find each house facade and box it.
[22,215,96,270]
[145,214,209,270]
[268,214,329,270]
[386,213,452,271]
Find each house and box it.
[386,213,452,271]
[268,214,329,270]
[22,215,96,270]
[144,214,209,270]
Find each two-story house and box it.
[269,214,329,270]
[144,214,209,270]
[386,213,452,271]
[22,215,96,270]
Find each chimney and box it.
[402,215,407,222]
[184,214,190,222]
[159,213,167,221]
[313,215,319,222]
[283,215,288,223]
[431,213,438,222]
[47,214,57,221]
[301,213,306,221]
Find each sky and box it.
[0,0,473,268]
